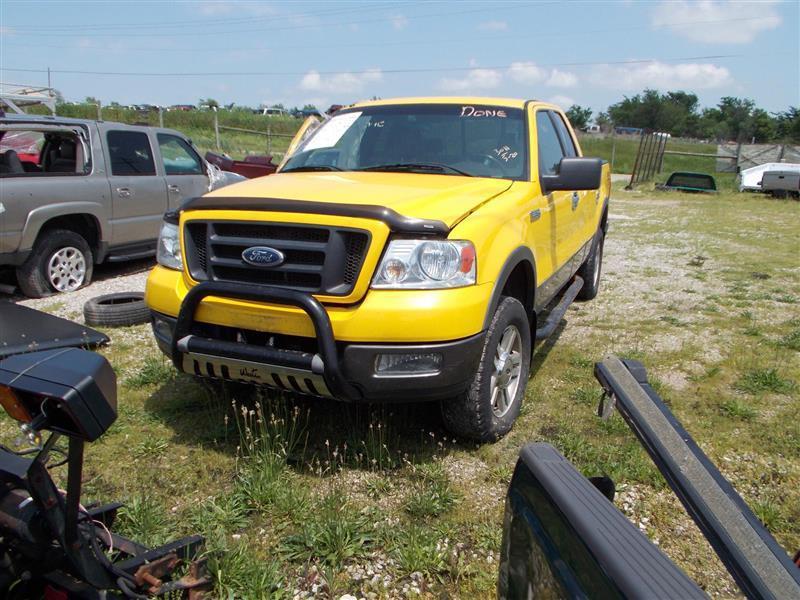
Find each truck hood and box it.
[202,171,513,228]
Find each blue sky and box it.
[1,0,797,115]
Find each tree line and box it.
[565,90,799,143]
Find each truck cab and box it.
[145,97,611,441]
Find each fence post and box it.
[96,102,102,121]
[267,124,272,155]
[610,129,617,173]
[158,107,164,128]
[213,108,220,150]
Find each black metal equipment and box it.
[0,349,209,599]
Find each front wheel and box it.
[16,229,94,298]
[441,296,531,442]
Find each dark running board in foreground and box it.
[534,276,583,341]
[594,356,800,600]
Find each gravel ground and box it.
[2,258,153,323]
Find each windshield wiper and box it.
[359,162,473,177]
[281,165,343,173]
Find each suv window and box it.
[536,110,564,176]
[157,133,203,175]
[551,112,577,157]
[107,131,156,176]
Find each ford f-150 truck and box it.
[145,97,610,441]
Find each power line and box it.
[2,53,772,78]
[0,3,530,37]
[6,2,406,32]
[0,15,781,53]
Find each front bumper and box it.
[150,281,485,403]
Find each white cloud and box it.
[546,69,578,88]
[390,14,409,30]
[299,69,383,94]
[508,62,578,88]
[478,20,508,31]
[199,1,277,17]
[508,61,547,85]
[547,95,576,108]
[439,68,503,92]
[651,0,781,44]
[590,61,733,90]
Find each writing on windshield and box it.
[282,104,527,180]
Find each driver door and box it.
[155,133,209,210]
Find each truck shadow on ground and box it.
[143,319,567,472]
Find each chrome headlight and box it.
[372,240,476,289]
[156,221,182,270]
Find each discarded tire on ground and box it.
[83,292,150,327]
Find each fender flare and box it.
[20,202,108,251]
[482,246,537,330]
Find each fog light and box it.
[375,353,442,375]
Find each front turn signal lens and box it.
[0,385,32,424]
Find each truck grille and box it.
[184,221,370,296]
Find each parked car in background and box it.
[167,104,196,112]
[259,107,287,117]
[0,114,243,297]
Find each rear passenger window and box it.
[157,133,203,175]
[536,111,564,176]
[551,112,577,157]
[107,131,155,176]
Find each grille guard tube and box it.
[171,281,362,401]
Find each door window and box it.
[536,111,565,176]
[157,133,203,175]
[551,112,578,157]
[107,131,156,176]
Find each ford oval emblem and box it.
[242,246,285,267]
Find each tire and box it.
[576,229,604,301]
[84,292,150,327]
[441,296,531,442]
[16,229,94,298]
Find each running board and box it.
[534,276,583,340]
[594,356,800,600]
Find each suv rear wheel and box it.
[441,296,531,442]
[16,229,94,298]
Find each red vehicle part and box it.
[205,151,277,179]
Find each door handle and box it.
[116,187,131,198]
[571,191,580,210]
[168,184,181,193]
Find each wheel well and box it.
[501,261,535,318]
[39,214,100,250]
[601,204,609,233]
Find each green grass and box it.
[3,189,798,598]
[735,368,796,395]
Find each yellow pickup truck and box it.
[145,97,610,441]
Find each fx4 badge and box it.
[242,246,285,267]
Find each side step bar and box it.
[595,356,800,600]
[535,276,583,340]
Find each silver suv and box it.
[0,114,243,297]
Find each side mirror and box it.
[0,348,117,442]
[541,157,603,193]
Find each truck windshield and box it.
[282,103,527,180]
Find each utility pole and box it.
[47,67,55,115]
